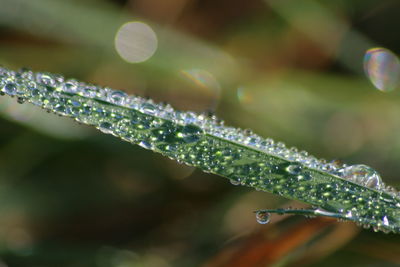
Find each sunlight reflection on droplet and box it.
[364,47,400,92]
[115,21,158,63]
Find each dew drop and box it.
[382,216,390,227]
[364,47,400,92]
[340,164,383,190]
[109,90,127,105]
[230,178,240,186]
[255,211,270,224]
[62,80,78,93]
[81,87,97,98]
[37,73,55,86]
[17,97,25,104]
[139,140,152,149]
[179,124,203,143]
[286,163,302,175]
[3,83,17,95]
[98,122,113,134]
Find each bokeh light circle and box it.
[115,21,158,63]
[364,47,400,92]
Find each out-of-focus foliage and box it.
[0,0,399,266]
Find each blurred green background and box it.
[0,0,399,266]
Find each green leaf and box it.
[1,66,399,233]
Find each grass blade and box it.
[0,66,399,233]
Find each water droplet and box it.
[3,83,17,95]
[340,164,383,190]
[255,211,270,224]
[364,47,400,92]
[98,122,113,134]
[179,124,203,143]
[230,178,240,186]
[108,90,127,105]
[37,73,56,87]
[286,163,302,175]
[382,216,390,227]
[17,97,25,104]
[139,140,152,149]
[81,86,97,98]
[62,80,78,93]
[141,103,157,115]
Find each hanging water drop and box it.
[255,210,270,224]
[139,140,152,149]
[17,97,26,104]
[98,122,114,134]
[230,178,240,186]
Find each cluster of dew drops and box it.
[0,66,398,194]
[0,65,399,229]
[253,47,400,226]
